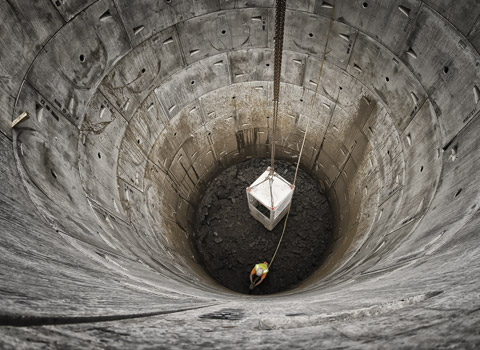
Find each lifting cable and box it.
[269,0,286,175]
[268,0,337,269]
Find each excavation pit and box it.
[2,0,480,346]
[194,158,335,295]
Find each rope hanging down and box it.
[268,0,337,269]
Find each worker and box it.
[249,261,269,289]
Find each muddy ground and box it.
[194,158,334,295]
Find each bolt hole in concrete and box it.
[98,152,101,159]
[309,33,313,37]
[385,76,390,82]
[141,68,146,73]
[443,66,449,74]
[194,159,334,295]
[221,30,227,35]
[363,2,368,8]
[79,54,85,62]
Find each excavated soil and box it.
[194,159,334,295]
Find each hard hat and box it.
[256,268,264,276]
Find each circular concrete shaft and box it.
[0,0,480,348]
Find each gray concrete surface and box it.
[0,0,479,348]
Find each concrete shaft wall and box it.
[1,0,479,348]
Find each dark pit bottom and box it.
[194,159,334,295]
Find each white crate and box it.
[246,167,295,231]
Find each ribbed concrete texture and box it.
[1,0,479,348]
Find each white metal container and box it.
[246,167,295,231]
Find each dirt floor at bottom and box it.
[194,159,334,295]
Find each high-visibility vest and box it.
[255,263,269,275]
